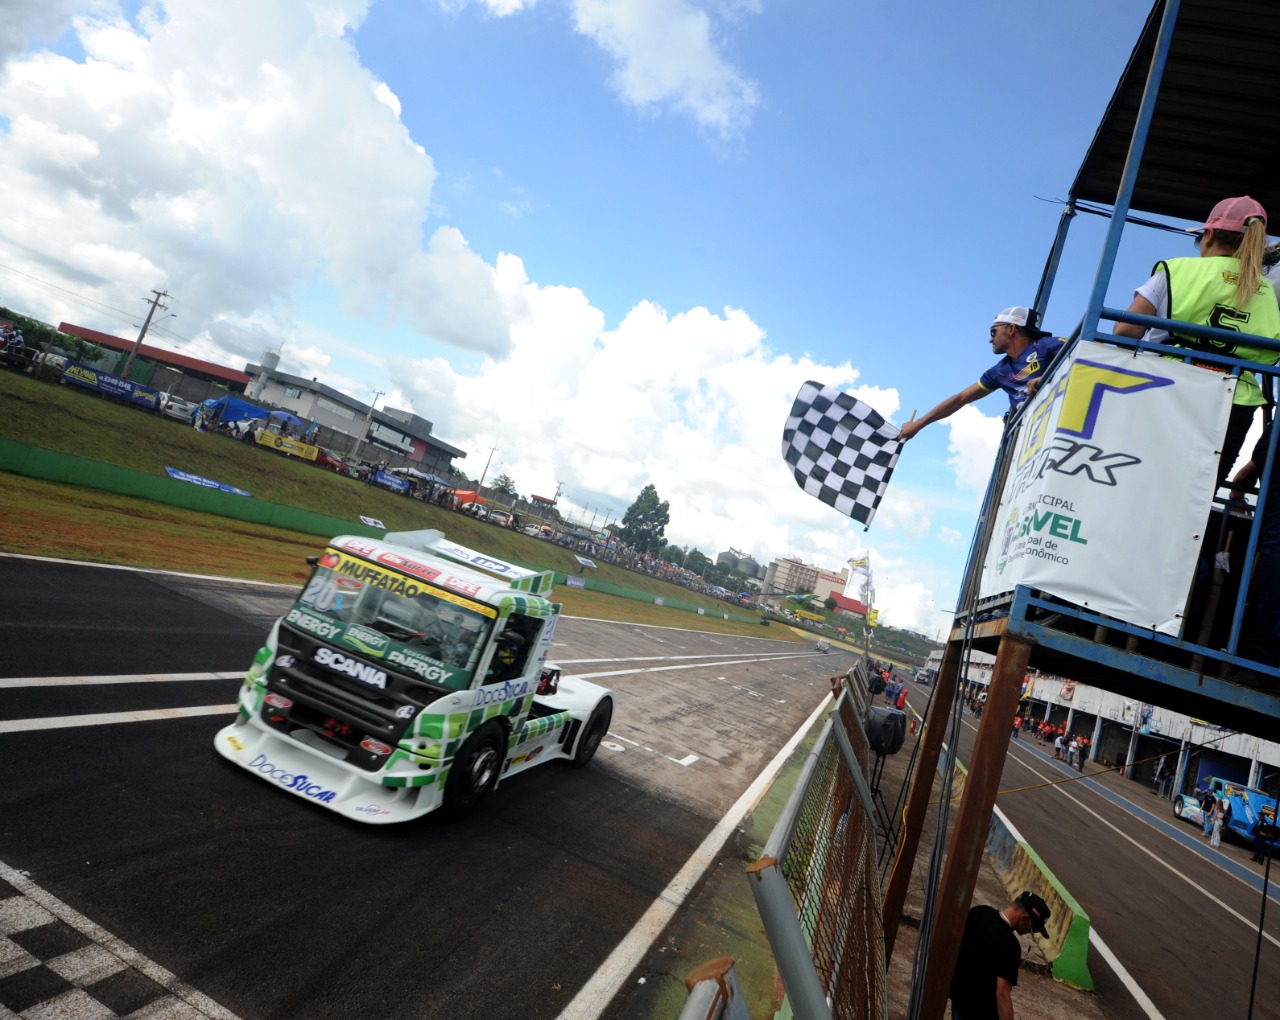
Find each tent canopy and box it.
[199,394,267,424]
[269,409,306,427]
[390,467,450,485]
[452,490,487,505]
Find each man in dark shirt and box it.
[949,891,1050,1020]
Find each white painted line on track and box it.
[555,652,803,664]
[1,705,235,734]
[1001,739,1280,950]
[574,652,816,681]
[0,551,294,589]
[958,719,1250,1019]
[604,732,699,767]
[559,615,813,642]
[0,859,242,1020]
[1087,927,1168,1020]
[555,692,834,1020]
[1,672,244,688]
[998,722,1280,904]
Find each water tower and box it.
[249,347,280,399]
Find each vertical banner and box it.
[978,341,1232,635]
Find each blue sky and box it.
[0,0,1196,635]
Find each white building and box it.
[243,351,465,473]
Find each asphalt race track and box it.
[898,673,1280,1020]
[0,557,838,1020]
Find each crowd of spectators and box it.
[0,322,33,368]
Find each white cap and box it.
[992,306,1051,339]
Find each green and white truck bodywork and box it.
[215,529,613,823]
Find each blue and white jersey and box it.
[979,336,1066,412]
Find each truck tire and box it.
[571,699,612,768]
[444,723,504,817]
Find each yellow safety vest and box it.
[1158,256,1280,406]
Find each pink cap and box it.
[1203,196,1267,233]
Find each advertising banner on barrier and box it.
[254,430,320,461]
[978,341,1232,635]
[61,361,160,409]
[164,467,251,497]
[372,469,410,494]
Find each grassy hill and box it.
[0,369,809,640]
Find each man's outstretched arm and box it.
[897,382,988,441]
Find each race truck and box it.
[1173,776,1280,847]
[215,529,614,823]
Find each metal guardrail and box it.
[677,957,752,1020]
[744,664,887,1020]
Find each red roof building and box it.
[59,323,250,388]
[829,592,869,617]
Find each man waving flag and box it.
[781,380,902,528]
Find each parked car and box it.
[160,395,199,423]
[315,448,350,475]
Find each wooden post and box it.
[881,637,962,961]
[917,634,1032,1020]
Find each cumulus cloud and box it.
[0,0,512,358]
[389,253,903,578]
[571,0,758,136]
[437,0,536,15]
[0,0,85,67]
[435,0,759,135]
[945,404,1003,491]
[0,0,955,628]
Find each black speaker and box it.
[865,706,906,755]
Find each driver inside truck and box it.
[439,610,480,666]
[487,625,529,683]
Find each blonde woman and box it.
[1114,196,1280,482]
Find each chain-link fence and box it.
[746,665,886,1020]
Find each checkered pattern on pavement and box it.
[0,875,228,1020]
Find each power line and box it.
[0,256,262,370]
[0,260,141,324]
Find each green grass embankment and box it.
[0,371,801,639]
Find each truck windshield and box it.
[291,558,494,688]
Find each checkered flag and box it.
[782,381,902,528]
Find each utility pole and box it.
[362,391,385,440]
[360,390,385,463]
[122,289,170,378]
[478,447,497,490]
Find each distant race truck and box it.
[215,529,614,823]
[1173,776,1279,847]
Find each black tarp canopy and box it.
[1070,0,1280,223]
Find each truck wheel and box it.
[1174,796,1186,819]
[571,699,613,769]
[444,724,504,817]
